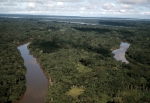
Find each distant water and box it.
[39,19,97,25]
[0,14,141,20]
[112,42,130,63]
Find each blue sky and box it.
[0,0,150,18]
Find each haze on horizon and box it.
[0,0,150,19]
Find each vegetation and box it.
[0,16,150,103]
[66,86,84,98]
[0,18,27,103]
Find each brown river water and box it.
[15,43,48,103]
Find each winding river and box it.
[15,42,129,102]
[16,43,48,103]
[112,42,130,63]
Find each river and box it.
[112,42,130,63]
[16,43,48,103]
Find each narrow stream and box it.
[112,42,130,63]
[16,43,48,103]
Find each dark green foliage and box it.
[0,17,150,103]
[99,20,150,27]
[73,27,111,33]
[0,18,30,103]
[27,18,150,102]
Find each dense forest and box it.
[0,19,27,103]
[0,17,150,103]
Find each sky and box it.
[0,0,150,19]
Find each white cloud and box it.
[28,2,36,8]
[57,2,64,6]
[47,3,54,7]
[103,2,116,10]
[80,7,85,11]
[0,0,7,2]
[120,4,133,9]
[18,0,48,2]
[119,9,126,13]
[118,0,150,4]
[54,0,82,2]
[141,11,150,15]
[0,0,150,18]
[3,2,18,6]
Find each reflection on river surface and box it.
[17,43,48,103]
[112,42,130,63]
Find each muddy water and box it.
[112,42,130,63]
[17,43,48,103]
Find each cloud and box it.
[27,2,36,8]
[117,4,134,14]
[120,4,133,10]
[119,9,126,13]
[13,0,82,3]
[141,11,150,15]
[0,0,7,2]
[3,2,18,6]
[47,2,54,7]
[57,2,64,6]
[53,0,82,2]
[18,0,48,2]
[103,2,116,10]
[0,0,150,18]
[80,7,85,11]
[118,0,150,4]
